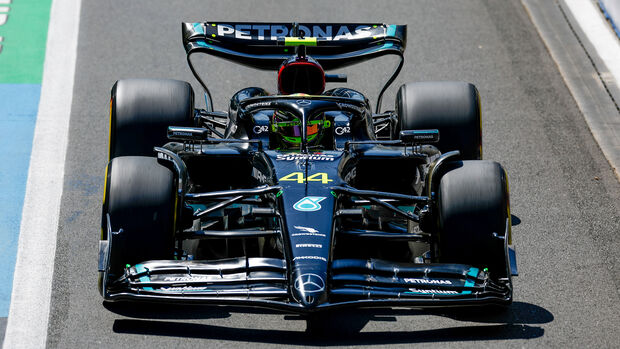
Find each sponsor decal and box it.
[293,256,327,262]
[253,125,269,134]
[337,102,365,114]
[252,167,267,183]
[296,99,311,106]
[404,278,452,285]
[291,232,327,237]
[294,225,319,234]
[163,276,212,282]
[293,196,326,212]
[276,153,335,161]
[294,273,325,293]
[407,288,459,295]
[280,172,332,184]
[344,167,356,183]
[244,101,273,110]
[161,286,210,292]
[172,131,194,137]
[295,243,322,248]
[0,1,10,55]
[335,126,350,135]
[210,24,383,41]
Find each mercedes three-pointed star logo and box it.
[294,273,325,293]
[296,99,312,106]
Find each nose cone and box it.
[293,272,327,308]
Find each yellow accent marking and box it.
[211,23,216,26]
[108,98,113,161]
[307,172,332,184]
[102,162,109,239]
[284,37,317,46]
[211,34,216,37]
[279,172,332,184]
[280,172,305,184]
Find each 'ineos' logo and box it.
[294,273,325,293]
[296,100,311,106]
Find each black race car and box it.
[99,22,518,312]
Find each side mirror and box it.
[399,129,440,144]
[167,126,210,141]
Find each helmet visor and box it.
[273,111,323,145]
[275,119,323,144]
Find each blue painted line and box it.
[0,84,40,317]
[599,0,620,38]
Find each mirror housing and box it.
[399,129,440,144]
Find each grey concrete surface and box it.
[47,0,620,348]
[0,317,5,347]
[523,0,620,179]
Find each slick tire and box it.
[109,78,194,159]
[102,156,177,277]
[394,81,482,160]
[437,160,510,279]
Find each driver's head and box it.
[277,56,325,95]
[271,109,327,148]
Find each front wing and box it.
[102,256,512,312]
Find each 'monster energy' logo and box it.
[207,23,386,41]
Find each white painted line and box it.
[2,0,81,347]
[564,0,620,87]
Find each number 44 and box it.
[279,172,332,184]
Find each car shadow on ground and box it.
[109,301,551,345]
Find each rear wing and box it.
[182,22,406,70]
[182,22,407,111]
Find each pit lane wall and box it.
[0,0,52,337]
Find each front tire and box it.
[437,160,510,279]
[101,156,177,277]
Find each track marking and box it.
[564,0,620,89]
[523,0,620,180]
[2,0,81,347]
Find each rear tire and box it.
[394,81,482,160]
[109,78,194,159]
[102,156,177,276]
[437,160,510,278]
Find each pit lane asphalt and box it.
[46,0,620,347]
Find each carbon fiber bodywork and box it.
[100,22,516,313]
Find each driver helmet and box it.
[277,56,325,95]
[271,108,329,148]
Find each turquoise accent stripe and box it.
[193,22,205,35]
[134,264,153,291]
[387,24,397,36]
[0,84,41,317]
[461,267,479,295]
[467,267,480,278]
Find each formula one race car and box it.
[99,22,518,312]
